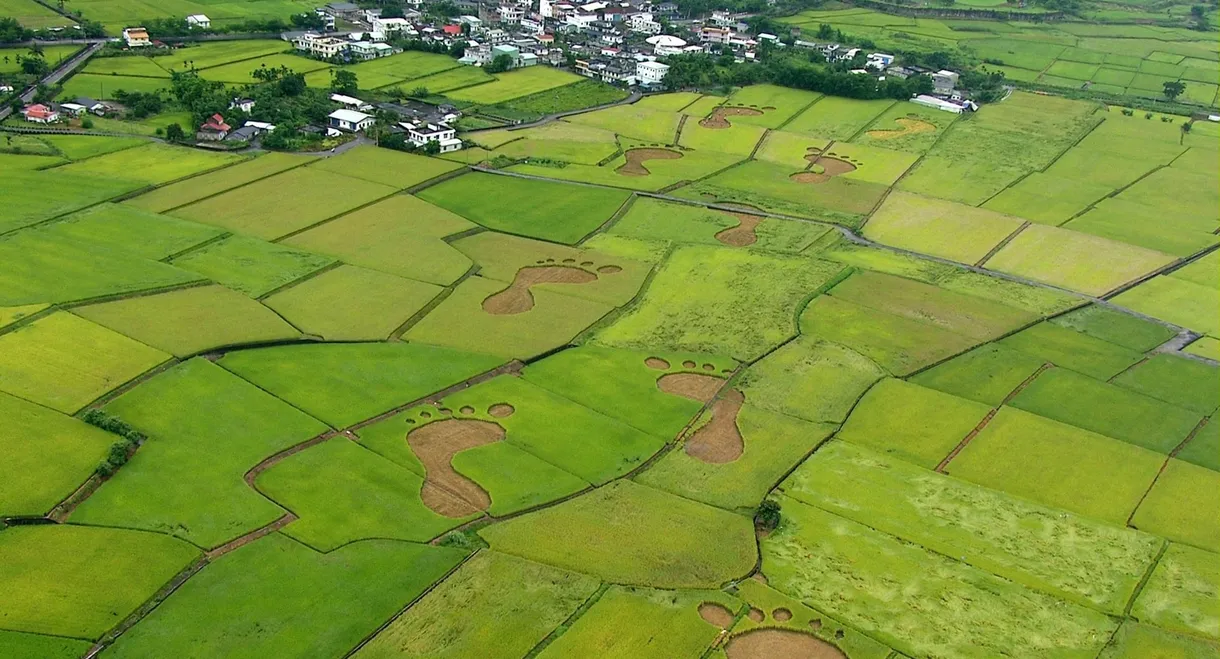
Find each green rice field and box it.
[1,82,1215,658]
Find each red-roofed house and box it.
[21,104,59,123]
[197,113,230,141]
[442,24,461,36]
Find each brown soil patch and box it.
[700,106,764,129]
[645,357,671,370]
[616,147,683,176]
[809,619,822,631]
[747,608,765,622]
[657,372,724,403]
[866,117,936,140]
[482,266,598,315]
[726,629,847,659]
[685,389,744,463]
[792,157,856,184]
[488,403,515,418]
[699,602,735,629]
[682,360,697,368]
[459,406,475,414]
[752,572,768,584]
[715,213,763,247]
[597,265,622,274]
[407,419,505,517]
[772,608,792,622]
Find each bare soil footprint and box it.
[726,629,847,659]
[699,602,736,630]
[866,117,936,141]
[700,106,764,129]
[488,403,515,418]
[685,389,744,463]
[747,608,765,623]
[616,147,683,176]
[657,373,724,403]
[407,419,505,517]
[482,265,607,315]
[772,608,792,622]
[791,157,857,184]
[715,213,763,247]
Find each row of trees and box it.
[140,12,325,39]
[0,16,105,44]
[663,51,934,100]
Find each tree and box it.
[1163,80,1185,101]
[19,55,49,76]
[816,23,833,39]
[485,53,515,74]
[423,139,441,155]
[410,85,429,97]
[331,69,358,95]
[754,499,781,532]
[165,122,186,142]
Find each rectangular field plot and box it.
[55,143,245,185]
[864,191,1023,264]
[1065,201,1219,258]
[1111,354,1219,415]
[837,378,991,468]
[998,321,1142,380]
[447,66,582,105]
[57,73,169,100]
[738,337,885,423]
[123,152,315,213]
[1130,543,1220,641]
[105,534,464,659]
[73,285,300,357]
[1112,276,1220,338]
[983,172,1115,225]
[171,167,398,240]
[81,55,172,77]
[761,497,1117,658]
[1131,459,1220,552]
[37,134,147,161]
[0,312,168,413]
[984,224,1175,296]
[381,63,493,93]
[722,84,822,128]
[912,343,1053,406]
[282,194,474,286]
[946,407,1163,525]
[70,359,328,548]
[800,295,979,377]
[0,0,75,27]
[489,78,628,115]
[218,342,503,428]
[678,159,886,224]
[851,102,956,154]
[782,441,1162,613]
[563,105,682,143]
[198,53,331,83]
[1009,367,1203,454]
[596,245,845,361]
[157,40,290,71]
[677,119,768,156]
[1050,303,1176,352]
[1100,622,1220,659]
[263,265,440,341]
[0,392,113,517]
[782,96,895,140]
[0,525,199,640]
[608,197,830,253]
[352,550,598,659]
[170,236,335,298]
[307,145,462,189]
[508,145,744,193]
[36,203,223,261]
[416,172,630,244]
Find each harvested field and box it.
[714,213,763,246]
[407,418,506,517]
[684,388,745,463]
[482,265,601,314]
[616,147,683,176]
[699,602,736,629]
[726,629,847,659]
[701,106,764,129]
[866,118,936,140]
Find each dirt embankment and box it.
[700,106,764,129]
[616,148,683,176]
[407,419,505,517]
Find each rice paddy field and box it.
[1,82,1216,659]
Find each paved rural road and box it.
[0,40,105,121]
[470,164,1220,364]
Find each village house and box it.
[21,104,59,123]
[635,59,668,87]
[646,33,686,55]
[58,102,87,118]
[197,113,230,141]
[122,27,150,47]
[186,14,210,28]
[328,108,375,132]
[293,32,350,58]
[322,1,362,21]
[404,121,462,152]
[349,40,395,60]
[628,12,661,34]
[229,97,255,113]
[372,17,412,34]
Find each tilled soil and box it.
[482,266,599,315]
[725,629,848,659]
[684,389,745,463]
[700,106,764,129]
[616,148,683,176]
[407,419,505,517]
[715,213,763,247]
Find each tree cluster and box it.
[0,17,105,43]
[112,88,164,117]
[663,52,933,100]
[141,12,324,38]
[82,410,145,478]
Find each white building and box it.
[499,5,524,23]
[628,12,661,34]
[293,32,350,58]
[328,109,375,131]
[646,33,686,56]
[372,17,412,33]
[330,93,372,110]
[636,60,669,86]
[867,52,894,70]
[540,0,554,17]
[186,14,210,28]
[405,121,462,152]
[349,41,394,60]
[122,27,150,47]
[699,26,730,45]
[933,70,960,95]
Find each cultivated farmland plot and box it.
[2,82,1216,659]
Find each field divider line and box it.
[268,188,415,245]
[1122,540,1168,620]
[1099,240,1220,300]
[747,128,771,160]
[579,192,639,245]
[673,113,688,146]
[205,512,299,560]
[1121,416,1210,529]
[341,549,483,659]
[1106,356,1149,383]
[84,555,212,658]
[388,267,477,341]
[935,362,1052,473]
[523,583,611,659]
[73,355,180,417]
[974,221,1031,267]
[0,304,59,339]
[154,155,321,215]
[254,260,344,302]
[159,232,233,263]
[843,99,898,144]
[1057,161,1169,228]
[774,95,824,132]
